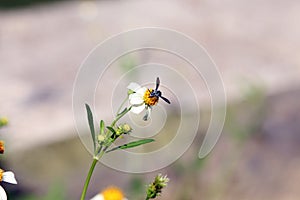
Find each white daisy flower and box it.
[127,78,170,121]
[90,186,127,200]
[127,82,149,114]
[0,186,7,200]
[0,169,17,200]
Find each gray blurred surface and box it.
[0,0,299,150]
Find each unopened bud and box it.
[117,124,132,135]
[122,124,132,133]
[98,135,105,142]
[146,174,169,199]
[0,117,8,128]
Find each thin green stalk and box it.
[80,97,131,200]
[116,95,129,115]
[80,158,98,200]
[111,106,132,127]
[80,149,105,200]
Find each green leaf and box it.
[85,104,96,152]
[100,120,105,135]
[106,139,155,153]
[106,126,116,134]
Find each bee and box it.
[142,77,170,121]
[149,77,171,104]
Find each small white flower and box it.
[90,194,128,200]
[90,186,127,200]
[1,171,17,185]
[127,82,155,121]
[0,186,7,200]
[127,78,170,121]
[0,170,17,200]
[127,82,148,114]
[90,194,103,200]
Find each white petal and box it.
[136,87,147,95]
[0,186,7,200]
[129,94,144,105]
[90,194,104,200]
[127,82,141,91]
[131,105,146,114]
[2,172,17,184]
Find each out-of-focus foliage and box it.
[18,181,65,200]
[0,0,68,9]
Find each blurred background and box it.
[1,0,300,199]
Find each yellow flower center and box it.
[0,169,4,182]
[102,186,124,200]
[143,89,158,106]
[0,140,4,154]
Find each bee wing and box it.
[155,77,160,90]
[160,95,171,104]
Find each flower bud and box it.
[97,135,105,142]
[122,124,132,133]
[0,117,8,128]
[127,89,135,95]
[116,124,132,135]
[146,174,169,199]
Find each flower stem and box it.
[116,95,129,115]
[80,158,98,200]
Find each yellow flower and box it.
[90,186,127,200]
[0,141,4,154]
